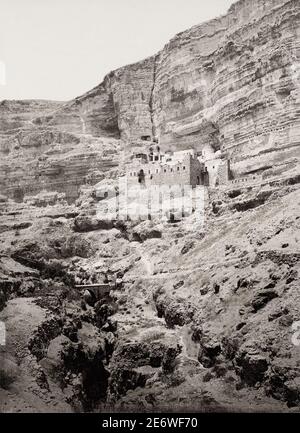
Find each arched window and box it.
[138,169,145,185]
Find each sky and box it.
[0,0,235,101]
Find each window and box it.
[177,167,180,171]
[141,135,151,141]
[138,169,145,185]
[156,169,158,173]
[171,168,173,172]
[183,166,186,170]
[164,169,167,173]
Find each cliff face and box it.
[43,78,120,138]
[1,0,300,201]
[0,100,64,136]
[0,127,122,203]
[152,0,300,178]
[0,99,122,202]
[30,0,300,163]
[34,57,156,142]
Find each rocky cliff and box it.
[1,0,299,201]
[45,0,300,164]
[0,99,122,202]
[51,0,300,153]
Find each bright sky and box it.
[0,0,235,101]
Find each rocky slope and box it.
[0,165,299,412]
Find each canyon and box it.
[0,0,300,413]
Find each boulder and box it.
[73,216,114,232]
[181,241,195,255]
[40,334,72,382]
[251,289,278,312]
[164,300,195,328]
[198,339,222,368]
[235,346,269,386]
[162,345,182,374]
[130,221,162,243]
[284,378,300,406]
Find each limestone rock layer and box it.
[1,0,300,200]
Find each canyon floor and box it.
[1,164,300,413]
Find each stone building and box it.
[127,148,205,188]
[126,146,230,188]
[199,144,231,187]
